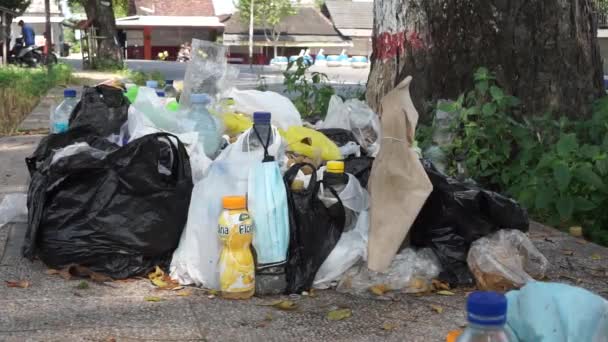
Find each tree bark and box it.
[84,0,123,64]
[366,0,605,119]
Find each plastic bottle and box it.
[457,291,515,342]
[51,89,78,134]
[218,196,255,300]
[145,80,159,92]
[245,111,273,152]
[163,80,178,98]
[187,93,221,158]
[321,161,356,231]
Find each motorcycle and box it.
[8,37,58,67]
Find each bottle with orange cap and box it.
[218,196,255,299]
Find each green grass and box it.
[0,64,73,135]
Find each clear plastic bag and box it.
[323,95,351,130]
[0,193,27,228]
[181,39,229,106]
[336,248,441,295]
[467,229,549,291]
[226,88,303,130]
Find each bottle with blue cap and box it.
[145,80,159,91]
[51,89,78,133]
[245,111,273,152]
[457,291,515,342]
[187,93,221,158]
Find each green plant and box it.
[93,58,125,71]
[433,67,608,246]
[283,57,335,117]
[122,70,165,86]
[256,76,268,91]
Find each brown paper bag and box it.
[367,76,433,272]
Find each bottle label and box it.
[53,122,68,134]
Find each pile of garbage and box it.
[21,40,549,298]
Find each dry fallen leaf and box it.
[144,296,163,302]
[105,337,117,342]
[369,284,390,296]
[48,264,112,282]
[147,266,180,290]
[562,250,574,256]
[382,322,398,331]
[5,280,30,288]
[432,279,451,291]
[437,290,455,296]
[575,239,588,245]
[45,269,60,276]
[176,289,192,297]
[591,254,602,260]
[430,304,444,314]
[409,277,429,291]
[272,300,298,311]
[327,308,352,321]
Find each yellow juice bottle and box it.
[218,196,255,299]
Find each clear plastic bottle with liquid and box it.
[187,93,221,158]
[51,89,78,134]
[145,80,159,92]
[457,291,515,342]
[245,111,273,153]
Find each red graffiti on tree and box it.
[375,31,425,60]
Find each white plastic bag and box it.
[226,88,303,130]
[321,96,381,157]
[0,193,27,229]
[51,142,109,165]
[313,211,369,289]
[336,248,441,295]
[170,127,284,288]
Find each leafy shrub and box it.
[426,67,608,245]
[0,64,73,135]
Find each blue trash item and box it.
[51,89,78,134]
[457,291,515,342]
[247,119,289,267]
[187,93,221,158]
[145,80,159,89]
[506,282,608,342]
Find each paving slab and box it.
[0,82,607,342]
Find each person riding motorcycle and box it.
[18,20,36,47]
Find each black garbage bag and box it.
[284,163,345,294]
[318,128,360,147]
[23,131,193,279]
[344,156,374,189]
[409,160,529,286]
[68,84,129,136]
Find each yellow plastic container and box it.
[279,126,342,161]
[218,196,255,299]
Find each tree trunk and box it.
[84,0,123,64]
[366,0,604,119]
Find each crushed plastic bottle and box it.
[457,291,515,342]
[51,89,78,133]
[186,93,221,159]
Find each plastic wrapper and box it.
[344,156,374,189]
[410,160,530,286]
[181,39,229,105]
[506,282,608,342]
[336,248,441,295]
[68,85,128,137]
[0,193,27,228]
[226,88,303,130]
[280,126,342,161]
[283,163,345,294]
[23,131,193,279]
[467,230,549,291]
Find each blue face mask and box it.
[247,127,290,268]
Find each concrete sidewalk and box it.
[0,87,607,342]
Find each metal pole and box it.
[45,0,52,70]
[248,0,254,69]
[1,11,6,65]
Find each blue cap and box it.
[253,111,271,125]
[466,291,507,326]
[165,80,174,85]
[156,91,165,97]
[64,89,77,98]
[146,80,158,88]
[191,93,211,104]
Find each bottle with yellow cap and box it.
[218,196,255,299]
[321,160,356,230]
